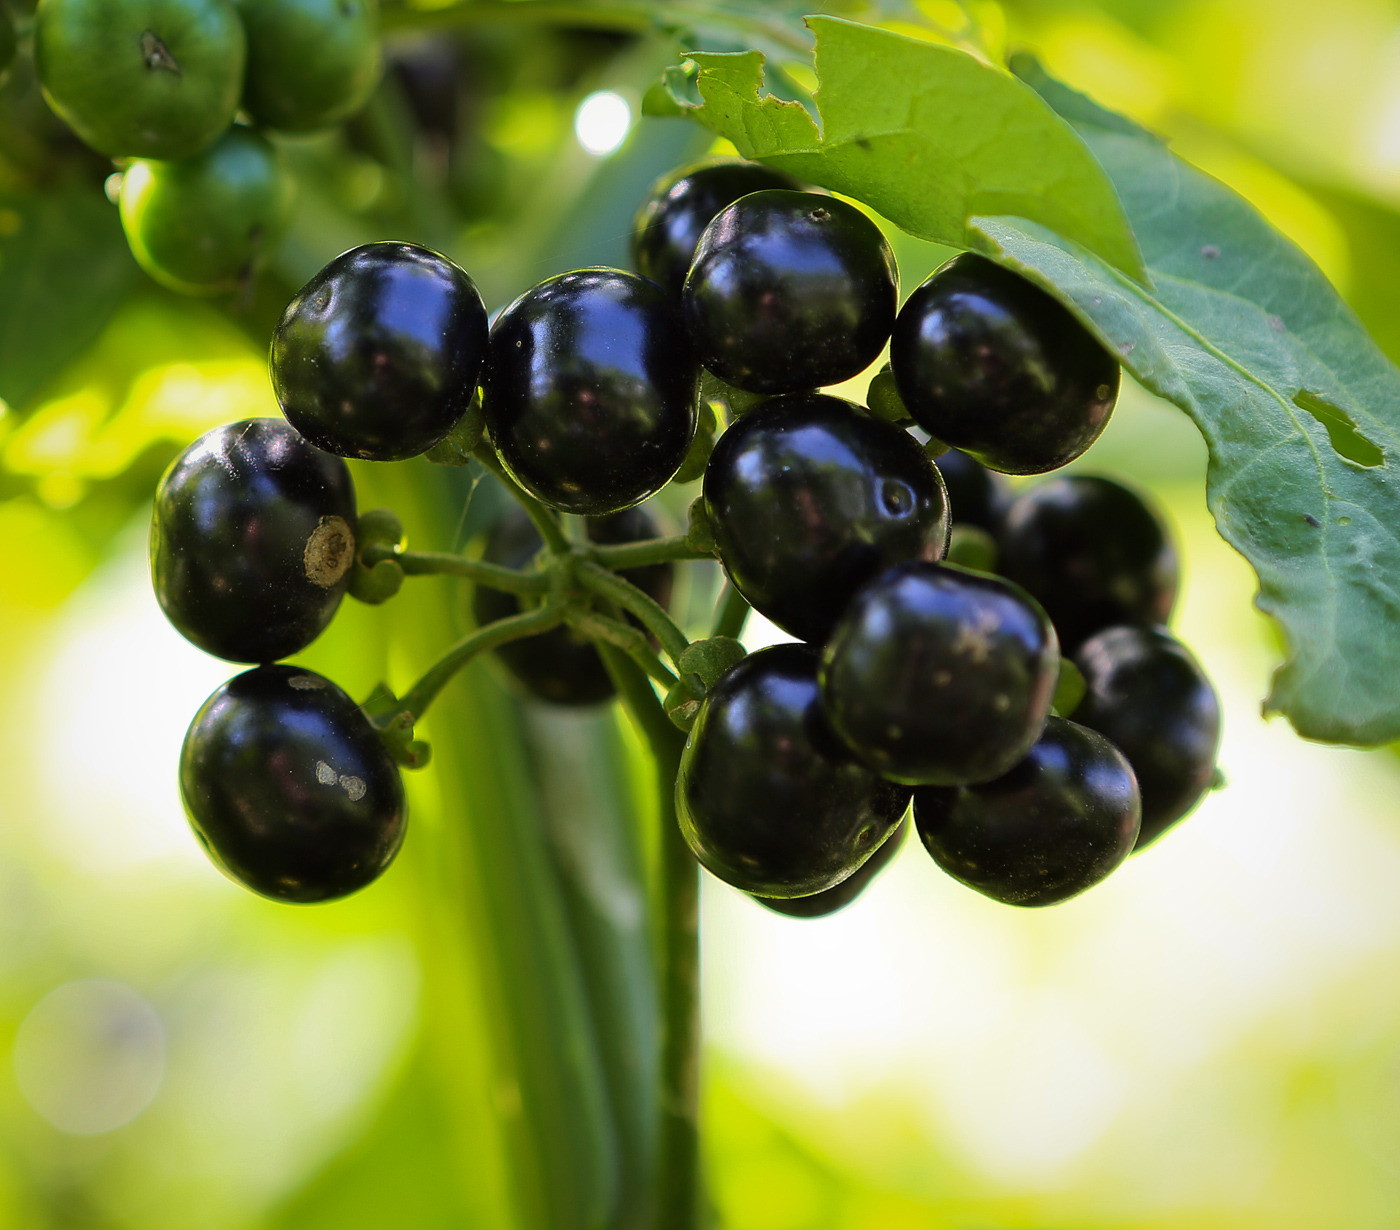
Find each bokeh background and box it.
[3,0,1400,1226]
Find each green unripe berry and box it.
[35,0,245,160]
[119,126,292,295]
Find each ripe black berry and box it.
[151,418,356,663]
[272,242,489,461]
[683,190,898,394]
[473,506,674,705]
[914,717,1139,907]
[631,159,801,298]
[998,475,1178,652]
[890,254,1119,474]
[934,448,1011,536]
[703,393,949,644]
[180,665,406,903]
[755,817,907,918]
[820,562,1059,786]
[482,268,698,516]
[676,645,910,898]
[1074,625,1221,850]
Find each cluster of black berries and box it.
[150,155,1220,916]
[32,0,381,294]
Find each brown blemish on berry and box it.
[304,515,354,587]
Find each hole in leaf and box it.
[1293,390,1384,468]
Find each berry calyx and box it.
[820,561,1059,786]
[151,418,356,663]
[272,242,489,462]
[890,253,1120,474]
[683,190,898,394]
[914,717,1140,906]
[180,665,406,903]
[703,392,949,644]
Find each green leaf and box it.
[665,16,1145,282]
[978,58,1400,745]
[0,186,139,410]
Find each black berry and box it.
[820,562,1059,786]
[180,665,406,903]
[1074,625,1221,850]
[998,475,1178,652]
[151,418,356,663]
[676,645,910,898]
[631,159,801,298]
[890,254,1119,474]
[703,392,949,644]
[683,190,898,394]
[482,268,698,516]
[272,242,489,461]
[755,817,907,918]
[934,448,1011,536]
[914,717,1139,907]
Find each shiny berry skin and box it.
[473,506,674,706]
[35,0,245,160]
[119,125,292,295]
[482,268,699,516]
[676,644,910,899]
[1074,625,1221,850]
[890,254,1120,474]
[703,393,949,644]
[820,562,1059,786]
[151,419,356,663]
[755,817,907,919]
[234,0,381,133]
[914,717,1140,907]
[934,448,1011,536]
[683,190,898,395]
[272,242,489,461]
[180,665,406,903]
[998,475,1178,653]
[631,159,800,298]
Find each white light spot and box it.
[315,761,337,786]
[14,981,165,1134]
[574,90,632,156]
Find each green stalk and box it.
[596,646,699,1230]
[710,584,750,640]
[363,545,550,595]
[473,446,572,555]
[578,560,692,667]
[590,535,712,570]
[571,610,681,689]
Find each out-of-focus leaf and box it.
[660,16,1145,281]
[976,58,1400,744]
[0,186,138,411]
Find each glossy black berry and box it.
[151,419,356,663]
[890,254,1120,474]
[180,665,406,903]
[1074,625,1221,850]
[272,242,489,461]
[676,644,910,899]
[473,506,674,706]
[999,475,1178,653]
[683,190,898,394]
[934,448,1011,536]
[820,562,1059,786]
[704,393,949,644]
[631,159,801,298]
[755,817,907,919]
[914,717,1139,907]
[482,268,699,516]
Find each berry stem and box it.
[398,604,564,720]
[473,443,573,555]
[576,559,691,666]
[710,583,750,640]
[361,544,550,595]
[589,534,712,569]
[595,645,700,1229]
[570,610,681,689]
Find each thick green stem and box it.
[362,544,550,595]
[473,445,572,555]
[570,610,680,689]
[591,535,712,570]
[595,646,699,1230]
[578,560,691,666]
[399,605,563,720]
[710,583,750,640]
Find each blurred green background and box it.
[4,0,1400,1226]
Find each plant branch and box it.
[570,610,680,689]
[361,544,550,595]
[577,559,691,665]
[590,534,712,569]
[472,443,572,555]
[710,583,749,640]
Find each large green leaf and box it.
[966,59,1400,744]
[653,15,1145,282]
